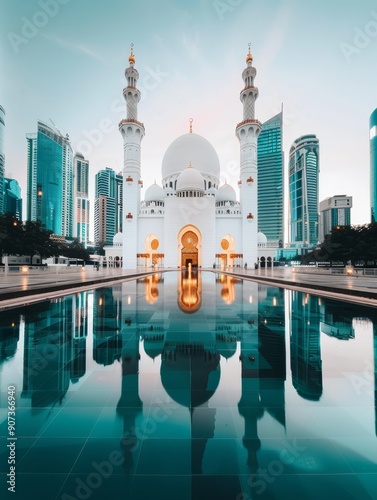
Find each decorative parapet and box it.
[236,119,262,129]
[119,118,145,128]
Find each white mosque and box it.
[105,45,276,269]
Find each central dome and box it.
[161,133,220,180]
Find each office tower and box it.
[289,134,320,249]
[74,153,90,247]
[3,178,22,220]
[26,121,73,236]
[257,111,284,245]
[319,194,352,241]
[0,106,5,213]
[94,167,123,245]
[370,108,377,222]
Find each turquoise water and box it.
[0,271,376,500]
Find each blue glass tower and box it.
[0,106,5,214]
[370,109,377,222]
[257,112,284,245]
[94,167,123,245]
[3,178,22,220]
[74,153,90,247]
[289,135,319,248]
[26,121,73,236]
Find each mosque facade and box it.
[106,46,276,269]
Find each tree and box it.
[21,221,61,263]
[62,238,90,261]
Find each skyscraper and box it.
[370,108,377,222]
[73,153,90,247]
[289,134,320,249]
[319,195,352,241]
[94,167,122,245]
[0,106,5,213]
[257,111,284,245]
[26,121,73,236]
[3,178,22,220]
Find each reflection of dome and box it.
[143,331,165,359]
[216,183,236,203]
[162,133,220,180]
[257,231,267,244]
[113,232,123,246]
[176,166,204,192]
[161,344,220,407]
[216,332,237,359]
[144,182,165,202]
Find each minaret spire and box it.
[119,44,145,268]
[236,45,262,268]
[189,118,193,133]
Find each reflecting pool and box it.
[0,271,376,500]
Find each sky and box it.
[1,0,376,242]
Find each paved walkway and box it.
[0,266,376,309]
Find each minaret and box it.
[236,44,261,268]
[119,44,145,268]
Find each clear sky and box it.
[1,0,376,241]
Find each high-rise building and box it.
[73,153,90,247]
[0,106,5,213]
[370,108,377,222]
[288,134,320,249]
[257,111,284,245]
[94,167,122,245]
[3,178,22,220]
[26,121,73,236]
[319,194,352,241]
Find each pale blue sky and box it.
[1,0,376,236]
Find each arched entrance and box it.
[144,234,164,268]
[178,226,201,268]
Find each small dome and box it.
[143,332,165,360]
[113,232,123,246]
[144,182,165,202]
[257,231,267,245]
[176,166,204,192]
[162,133,220,180]
[216,183,236,203]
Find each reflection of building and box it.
[320,298,355,340]
[319,195,352,242]
[116,46,275,270]
[289,134,319,250]
[70,292,88,382]
[257,111,284,246]
[26,121,73,236]
[0,308,20,365]
[290,291,322,400]
[22,299,73,407]
[93,287,122,366]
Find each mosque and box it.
[105,45,275,269]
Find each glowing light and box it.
[127,295,132,305]
[249,295,253,304]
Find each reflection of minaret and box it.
[238,280,262,474]
[0,309,20,365]
[290,291,322,400]
[22,299,73,407]
[93,287,122,366]
[117,280,143,470]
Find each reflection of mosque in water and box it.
[1,273,377,495]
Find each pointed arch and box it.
[177,225,202,268]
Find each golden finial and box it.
[129,43,135,65]
[246,42,253,63]
[189,161,192,168]
[189,117,193,133]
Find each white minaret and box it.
[119,44,145,268]
[236,44,261,268]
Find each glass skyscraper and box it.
[74,153,90,247]
[3,178,22,220]
[257,111,284,244]
[319,195,352,242]
[0,106,5,213]
[289,134,320,248]
[26,121,73,236]
[94,167,123,245]
[370,108,377,222]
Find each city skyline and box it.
[1,0,377,239]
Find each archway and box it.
[178,225,202,268]
[145,234,164,268]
